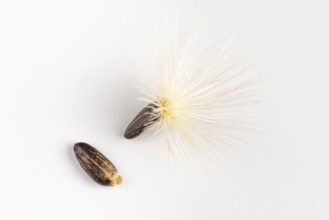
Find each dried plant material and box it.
[74,142,122,186]
[124,27,263,169]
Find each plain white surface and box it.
[0,0,328,219]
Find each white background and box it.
[0,0,328,219]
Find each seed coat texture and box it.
[73,142,122,186]
[124,103,159,139]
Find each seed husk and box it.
[73,142,122,186]
[124,103,159,139]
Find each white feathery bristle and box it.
[138,26,263,171]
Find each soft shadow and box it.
[92,68,148,139]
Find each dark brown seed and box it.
[124,103,159,139]
[73,142,122,186]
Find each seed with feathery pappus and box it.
[73,142,122,186]
[122,25,264,171]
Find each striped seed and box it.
[73,142,122,186]
[124,103,159,139]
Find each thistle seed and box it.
[73,142,122,186]
[124,103,159,139]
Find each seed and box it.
[124,103,159,139]
[73,142,122,186]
